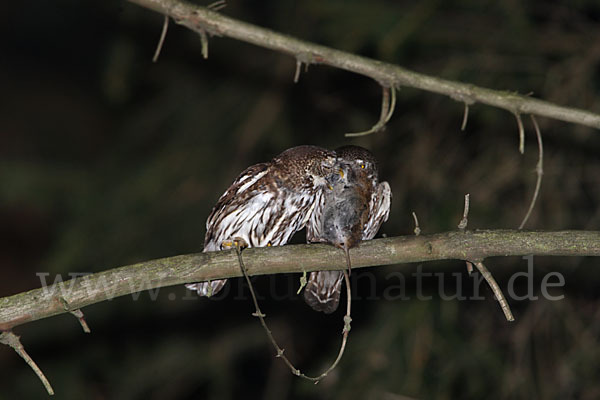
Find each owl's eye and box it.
[361,164,365,169]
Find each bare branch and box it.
[126,0,600,130]
[519,115,544,229]
[1,230,599,331]
[0,331,55,396]
[472,261,515,322]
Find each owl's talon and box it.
[233,237,248,250]
[220,238,248,251]
[220,240,234,250]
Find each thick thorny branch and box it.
[126,0,600,130]
[1,230,599,331]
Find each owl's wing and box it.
[363,181,391,240]
[204,162,271,250]
[206,162,271,226]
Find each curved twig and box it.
[346,85,396,137]
[234,244,351,383]
[518,115,544,229]
[514,112,525,154]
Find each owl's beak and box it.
[338,168,344,178]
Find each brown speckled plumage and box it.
[186,145,336,296]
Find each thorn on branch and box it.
[0,331,55,396]
[518,115,544,230]
[514,111,525,154]
[412,211,421,236]
[458,194,470,230]
[461,102,469,131]
[69,309,91,334]
[472,261,515,322]
[465,261,474,275]
[345,85,397,137]
[207,0,227,11]
[199,30,209,59]
[59,297,91,333]
[293,60,302,83]
[152,15,170,63]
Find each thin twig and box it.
[518,115,544,229]
[234,243,351,383]
[458,194,470,230]
[472,261,515,322]
[346,85,396,137]
[412,211,421,236]
[461,102,469,131]
[152,15,169,63]
[0,331,55,396]
[514,112,525,154]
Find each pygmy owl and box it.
[303,145,392,314]
[186,145,337,296]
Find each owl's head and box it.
[334,145,379,186]
[274,145,336,187]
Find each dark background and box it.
[2,1,600,399]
